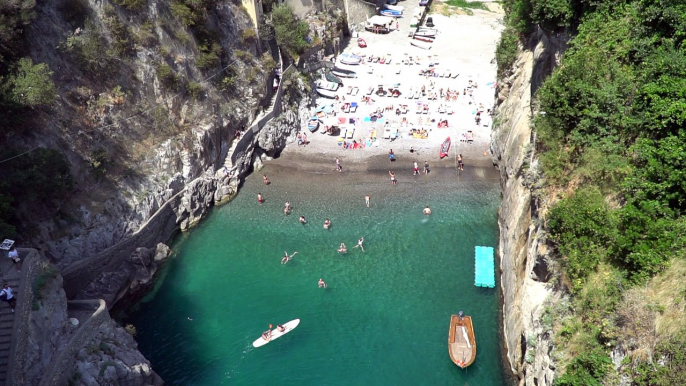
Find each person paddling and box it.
[262,325,273,341]
[282,251,298,264]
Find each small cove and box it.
[125,161,510,385]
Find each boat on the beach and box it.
[448,313,476,368]
[439,136,450,159]
[417,27,438,35]
[384,4,405,12]
[379,9,403,17]
[315,80,340,98]
[325,70,344,85]
[331,67,358,78]
[253,319,301,348]
[413,35,434,43]
[411,40,432,50]
[419,0,430,6]
[307,117,320,132]
[339,53,363,65]
[358,38,367,48]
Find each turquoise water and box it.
[126,162,509,385]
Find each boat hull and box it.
[379,10,403,17]
[439,136,450,158]
[316,89,338,98]
[411,40,432,50]
[331,68,358,78]
[448,315,476,368]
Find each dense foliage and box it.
[270,4,310,56]
[0,148,73,239]
[498,0,686,384]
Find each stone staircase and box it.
[0,258,22,386]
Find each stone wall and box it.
[37,300,109,386]
[346,0,376,30]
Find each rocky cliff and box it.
[491,27,568,386]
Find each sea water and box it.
[125,161,510,386]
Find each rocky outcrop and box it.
[492,27,568,386]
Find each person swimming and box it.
[365,195,371,207]
[263,175,270,185]
[324,219,331,229]
[299,216,307,224]
[354,237,365,252]
[257,193,264,203]
[338,243,347,253]
[282,251,298,264]
[284,201,291,215]
[318,278,327,288]
[423,206,432,215]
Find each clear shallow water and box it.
[125,164,509,386]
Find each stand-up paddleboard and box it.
[252,319,300,348]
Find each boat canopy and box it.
[367,15,394,26]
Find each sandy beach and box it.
[275,2,504,175]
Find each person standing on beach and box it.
[365,195,371,207]
[335,158,342,172]
[457,154,464,170]
[389,149,395,163]
[389,171,397,185]
[413,161,419,175]
[282,251,298,264]
[318,278,327,288]
[424,161,430,174]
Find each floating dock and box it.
[474,246,495,288]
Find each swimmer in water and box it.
[389,171,397,185]
[353,237,365,252]
[284,201,291,215]
[282,251,298,264]
[299,216,307,224]
[324,219,331,229]
[423,206,432,215]
[338,243,347,253]
[365,195,371,207]
[257,193,264,203]
[263,175,270,185]
[318,278,327,288]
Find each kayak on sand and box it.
[252,319,301,348]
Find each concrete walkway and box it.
[0,257,22,386]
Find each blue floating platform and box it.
[474,246,495,288]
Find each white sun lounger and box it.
[383,127,392,139]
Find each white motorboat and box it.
[339,53,362,65]
[315,80,340,98]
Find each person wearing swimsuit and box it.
[257,193,264,203]
[389,171,397,185]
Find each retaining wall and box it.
[6,248,42,386]
[37,300,108,386]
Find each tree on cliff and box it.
[270,4,310,57]
[3,57,56,107]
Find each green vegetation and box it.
[444,0,488,11]
[240,28,257,45]
[155,62,180,91]
[113,0,146,11]
[270,4,310,57]
[497,0,686,383]
[3,58,57,107]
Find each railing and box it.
[6,248,42,386]
[37,300,108,386]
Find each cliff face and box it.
[20,0,267,270]
[492,28,567,386]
